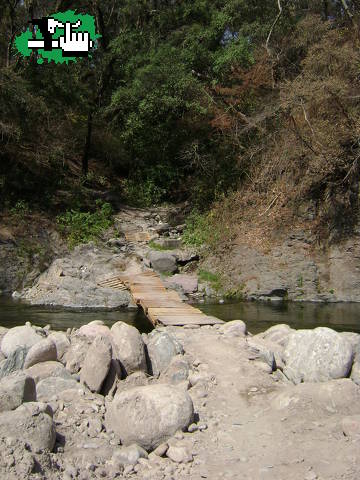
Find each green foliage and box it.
[56,201,113,249]
[198,269,222,291]
[148,241,176,252]
[224,285,245,301]
[182,211,219,248]
[10,200,30,219]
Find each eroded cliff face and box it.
[202,227,360,303]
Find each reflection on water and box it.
[198,301,360,335]
[1,296,360,335]
[0,297,153,333]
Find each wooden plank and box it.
[157,315,224,326]
[148,307,204,316]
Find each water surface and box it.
[1,296,360,335]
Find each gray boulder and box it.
[65,334,92,373]
[148,251,177,274]
[221,320,247,337]
[105,384,194,451]
[47,331,70,362]
[283,327,354,384]
[0,405,56,452]
[0,372,36,412]
[25,361,73,384]
[147,330,184,377]
[0,346,29,379]
[341,332,360,359]
[112,444,148,466]
[111,322,147,375]
[24,338,57,369]
[351,361,360,386]
[259,324,294,346]
[80,335,112,392]
[160,355,190,385]
[1,326,42,357]
[36,376,81,402]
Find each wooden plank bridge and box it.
[98,270,224,327]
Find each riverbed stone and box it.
[0,406,56,452]
[112,444,148,466]
[350,360,360,386]
[221,320,247,337]
[0,372,36,412]
[111,321,147,375]
[24,338,57,369]
[259,324,294,346]
[147,330,184,377]
[283,327,354,383]
[78,323,112,339]
[164,274,198,294]
[105,384,194,451]
[80,335,112,392]
[148,251,177,274]
[167,445,193,464]
[1,326,43,357]
[0,346,29,379]
[36,376,81,402]
[47,332,70,362]
[25,361,72,384]
[160,355,190,385]
[65,335,92,373]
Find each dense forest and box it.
[1,1,360,244]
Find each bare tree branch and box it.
[266,0,283,57]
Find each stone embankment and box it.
[1,319,360,479]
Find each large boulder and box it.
[78,322,112,340]
[221,320,247,337]
[350,361,360,386]
[47,332,70,362]
[80,335,112,392]
[105,384,194,451]
[148,251,177,274]
[164,274,198,294]
[0,405,56,452]
[0,347,29,379]
[25,361,73,384]
[1,326,42,357]
[259,324,294,346]
[111,322,147,375]
[36,376,81,402]
[283,327,354,383]
[24,338,57,369]
[146,330,184,377]
[65,334,92,373]
[0,372,36,412]
[160,355,190,385]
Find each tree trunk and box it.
[82,111,93,176]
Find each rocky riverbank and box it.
[1,319,360,479]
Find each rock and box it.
[259,324,294,346]
[24,338,57,369]
[160,355,190,385]
[271,379,360,414]
[78,323,112,340]
[148,251,177,274]
[47,332,70,362]
[0,347,29,379]
[0,406,56,452]
[111,322,147,375]
[112,444,148,466]
[221,320,247,337]
[18,247,132,309]
[65,335,92,373]
[341,332,360,359]
[283,327,354,383]
[36,376,81,402]
[0,372,36,412]
[342,415,360,437]
[147,330,184,377]
[164,274,198,294]
[80,335,112,393]
[105,384,194,451]
[101,358,122,397]
[153,443,169,457]
[167,445,193,463]
[350,361,360,386]
[121,371,149,391]
[1,326,43,357]
[16,401,53,418]
[25,361,73,384]
[247,339,276,371]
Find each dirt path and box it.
[167,326,360,480]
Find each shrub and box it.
[56,200,113,248]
